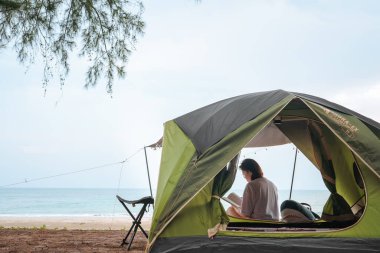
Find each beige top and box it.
[241,177,280,220]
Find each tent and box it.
[147,90,380,252]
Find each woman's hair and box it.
[239,158,263,180]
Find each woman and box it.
[227,158,280,220]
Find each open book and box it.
[221,193,242,209]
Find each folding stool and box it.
[116,195,154,250]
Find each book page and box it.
[222,193,242,209]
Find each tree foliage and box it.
[0,0,144,93]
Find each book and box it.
[222,193,242,209]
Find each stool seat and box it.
[116,194,154,250]
[117,195,154,206]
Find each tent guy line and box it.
[0,147,145,188]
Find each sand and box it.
[0,217,150,252]
[0,216,151,230]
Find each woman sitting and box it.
[226,158,280,221]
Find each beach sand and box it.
[0,217,150,252]
[0,217,151,230]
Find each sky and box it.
[1,0,380,191]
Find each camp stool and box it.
[116,195,154,250]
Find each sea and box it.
[0,188,330,217]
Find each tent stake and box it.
[144,146,154,199]
[289,148,298,200]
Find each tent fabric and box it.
[149,121,196,242]
[244,122,291,147]
[174,90,380,155]
[148,90,380,252]
[149,97,292,246]
[308,121,355,220]
[146,137,163,149]
[207,153,240,237]
[293,92,380,130]
[210,153,240,225]
[174,90,292,154]
[305,101,380,177]
[151,236,380,253]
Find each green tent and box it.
[147,90,380,252]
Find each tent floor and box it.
[227,219,357,231]
[151,236,380,253]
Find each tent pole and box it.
[289,148,298,200]
[144,146,154,198]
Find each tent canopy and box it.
[148,90,380,252]
[174,90,379,154]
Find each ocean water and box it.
[0,188,153,217]
[0,188,329,217]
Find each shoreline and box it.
[0,216,151,230]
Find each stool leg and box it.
[127,204,147,250]
[139,224,149,238]
[121,220,136,246]
[119,201,139,247]
[127,224,139,250]
[117,198,153,250]
[136,203,149,238]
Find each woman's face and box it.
[242,169,252,183]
